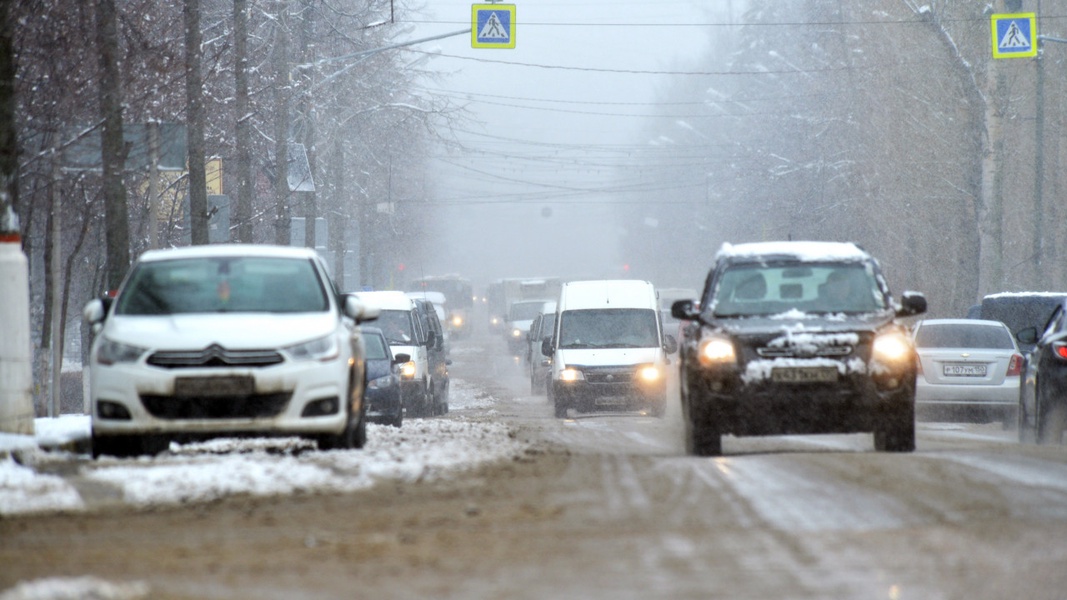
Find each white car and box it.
[84,244,379,458]
[913,318,1023,424]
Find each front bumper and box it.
[684,365,915,436]
[90,358,350,437]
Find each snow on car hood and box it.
[715,312,892,337]
[102,312,342,350]
[558,347,662,367]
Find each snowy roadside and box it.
[0,378,529,517]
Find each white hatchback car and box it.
[84,244,379,458]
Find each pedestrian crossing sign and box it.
[472,4,516,49]
[992,13,1037,59]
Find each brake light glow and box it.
[1055,342,1067,361]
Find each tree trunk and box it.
[184,0,209,245]
[272,0,291,246]
[96,0,130,290]
[233,0,253,243]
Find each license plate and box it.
[771,366,838,383]
[943,363,987,377]
[174,376,254,397]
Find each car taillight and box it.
[1054,342,1067,361]
[1007,353,1023,376]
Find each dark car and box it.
[412,297,451,415]
[361,327,406,427]
[973,292,1067,352]
[1016,299,1067,444]
[672,241,927,456]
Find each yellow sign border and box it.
[991,13,1037,59]
[472,4,516,49]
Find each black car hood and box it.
[708,312,896,337]
[365,358,393,380]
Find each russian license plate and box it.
[174,375,254,397]
[943,363,987,377]
[771,366,838,383]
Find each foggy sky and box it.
[405,1,715,289]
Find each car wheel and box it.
[874,403,915,453]
[685,417,721,456]
[1038,400,1067,445]
[1019,380,1038,443]
[551,385,568,418]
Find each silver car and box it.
[913,318,1023,424]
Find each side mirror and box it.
[663,334,678,354]
[1017,326,1038,346]
[671,299,698,320]
[541,336,554,357]
[83,298,106,325]
[898,291,927,317]
[393,352,411,364]
[425,330,437,348]
[345,295,380,323]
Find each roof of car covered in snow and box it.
[136,243,321,262]
[715,241,872,263]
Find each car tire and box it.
[684,417,722,456]
[874,403,915,452]
[551,385,568,418]
[1038,400,1067,445]
[1019,384,1036,443]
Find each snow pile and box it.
[0,576,149,600]
[0,378,525,517]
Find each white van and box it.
[543,280,677,418]
[351,291,436,418]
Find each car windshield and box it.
[915,323,1014,349]
[558,309,659,349]
[712,262,885,317]
[363,334,391,359]
[377,310,414,345]
[115,256,329,315]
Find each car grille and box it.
[581,366,638,383]
[147,344,284,369]
[757,344,853,358]
[140,392,292,419]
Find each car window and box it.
[558,309,658,349]
[116,256,329,315]
[377,310,415,344]
[541,313,556,336]
[914,323,1014,349]
[712,263,884,317]
[363,334,391,360]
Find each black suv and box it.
[671,241,927,456]
[1016,298,1067,444]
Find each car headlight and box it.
[451,315,464,327]
[284,334,340,362]
[559,367,584,382]
[95,338,148,365]
[368,374,397,389]
[511,328,523,338]
[872,332,912,363]
[399,360,417,379]
[698,336,736,366]
[636,364,662,383]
